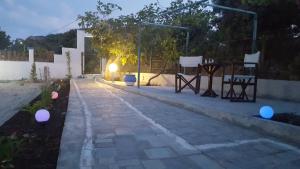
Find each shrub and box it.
[0,135,23,169]
[23,85,53,115]
[30,62,37,82]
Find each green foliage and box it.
[0,135,23,169]
[212,0,300,79]
[23,100,44,116]
[79,0,300,80]
[40,85,52,108]
[23,85,52,115]
[25,29,77,54]
[8,39,26,52]
[288,55,300,80]
[0,29,11,50]
[30,62,38,82]
[65,51,72,79]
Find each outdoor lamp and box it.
[108,63,118,82]
[51,91,59,100]
[259,106,274,119]
[108,63,118,73]
[35,109,50,122]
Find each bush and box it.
[23,85,53,115]
[0,135,23,169]
[30,62,37,82]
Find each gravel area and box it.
[0,81,41,126]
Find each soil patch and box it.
[254,113,300,127]
[0,79,70,169]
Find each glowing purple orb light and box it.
[35,109,50,122]
[51,91,59,100]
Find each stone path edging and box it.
[57,80,86,169]
[72,80,94,169]
[97,79,300,144]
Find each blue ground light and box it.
[259,106,274,119]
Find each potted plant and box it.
[123,73,136,86]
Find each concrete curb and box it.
[57,80,85,169]
[98,79,300,144]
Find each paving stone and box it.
[274,150,300,162]
[108,164,120,169]
[124,165,145,169]
[272,159,300,169]
[142,160,166,169]
[162,157,199,169]
[188,154,224,169]
[117,159,141,167]
[115,128,134,135]
[252,143,282,154]
[94,148,117,158]
[95,138,113,143]
[98,157,115,165]
[94,138,114,148]
[136,140,152,151]
[144,147,177,159]
[96,133,116,139]
[169,142,198,155]
[116,147,139,160]
[114,135,137,146]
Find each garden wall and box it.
[135,73,300,102]
[0,48,81,80]
[0,30,91,80]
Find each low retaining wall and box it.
[134,73,300,102]
[0,48,81,80]
[0,30,91,80]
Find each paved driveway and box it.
[57,79,300,169]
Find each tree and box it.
[10,39,26,52]
[78,0,213,82]
[0,29,11,50]
[25,29,77,54]
[211,0,300,79]
[146,35,180,85]
[30,62,38,81]
[78,1,137,79]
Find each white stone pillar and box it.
[28,48,34,63]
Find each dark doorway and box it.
[84,37,101,74]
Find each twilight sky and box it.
[0,0,176,40]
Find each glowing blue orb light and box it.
[259,106,274,119]
[35,109,50,122]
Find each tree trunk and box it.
[104,58,113,80]
[146,61,168,86]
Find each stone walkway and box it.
[99,79,300,142]
[57,79,300,169]
[101,80,300,117]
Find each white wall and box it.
[0,30,91,80]
[34,47,81,79]
[0,61,31,80]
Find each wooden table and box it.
[201,63,221,97]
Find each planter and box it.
[124,74,136,86]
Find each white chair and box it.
[221,51,260,102]
[175,56,203,94]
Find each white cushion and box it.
[244,51,260,68]
[180,56,203,67]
